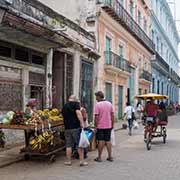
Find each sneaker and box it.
[80,161,88,166]
[64,161,72,166]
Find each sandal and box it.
[64,161,72,166]
[80,161,88,166]
[107,157,114,162]
[94,157,102,162]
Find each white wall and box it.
[38,0,91,27]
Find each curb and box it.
[0,156,23,169]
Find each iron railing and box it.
[139,69,152,82]
[155,52,169,73]
[170,69,180,85]
[104,51,131,73]
[97,0,155,54]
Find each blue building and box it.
[150,0,180,103]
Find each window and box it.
[105,36,111,64]
[152,78,155,93]
[138,10,141,26]
[15,47,29,62]
[119,45,123,58]
[107,0,112,5]
[105,82,112,103]
[139,88,142,95]
[119,0,124,6]
[166,50,168,63]
[0,45,11,58]
[144,18,147,33]
[130,1,134,18]
[32,54,44,65]
[161,43,163,56]
[144,62,147,71]
[157,80,160,94]
[151,30,154,42]
[156,37,159,52]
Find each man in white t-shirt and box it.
[123,102,135,136]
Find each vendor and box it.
[21,99,38,152]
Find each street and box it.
[1,115,180,180]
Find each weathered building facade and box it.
[0,0,98,117]
[150,0,180,103]
[0,0,99,145]
[46,0,155,119]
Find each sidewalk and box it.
[0,121,125,168]
[0,145,24,168]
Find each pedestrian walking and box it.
[61,95,88,166]
[94,91,114,162]
[136,101,143,121]
[123,102,135,136]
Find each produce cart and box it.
[0,121,65,163]
[0,109,66,163]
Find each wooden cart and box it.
[0,121,65,162]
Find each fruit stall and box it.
[0,109,65,162]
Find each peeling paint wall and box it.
[38,0,96,28]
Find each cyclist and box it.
[144,98,158,141]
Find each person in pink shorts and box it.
[94,91,114,162]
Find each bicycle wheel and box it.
[146,132,151,151]
[162,127,167,144]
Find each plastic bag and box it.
[111,129,116,146]
[133,121,139,129]
[79,129,90,148]
[84,128,94,142]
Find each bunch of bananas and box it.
[50,109,59,116]
[37,108,63,122]
[30,131,54,151]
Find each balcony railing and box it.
[170,69,180,85]
[104,51,131,73]
[97,0,155,54]
[154,52,169,73]
[139,69,152,82]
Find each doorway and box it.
[80,60,93,121]
[118,85,123,119]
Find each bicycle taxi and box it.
[135,93,168,150]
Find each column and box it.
[22,69,29,111]
[73,50,80,98]
[46,48,53,108]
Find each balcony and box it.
[170,69,180,85]
[151,52,169,75]
[104,51,131,73]
[139,69,152,82]
[97,0,155,54]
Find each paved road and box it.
[1,115,180,180]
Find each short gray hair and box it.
[68,95,79,102]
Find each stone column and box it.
[22,69,29,111]
[73,50,81,98]
[46,48,53,108]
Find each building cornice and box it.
[153,0,180,42]
[151,10,179,62]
